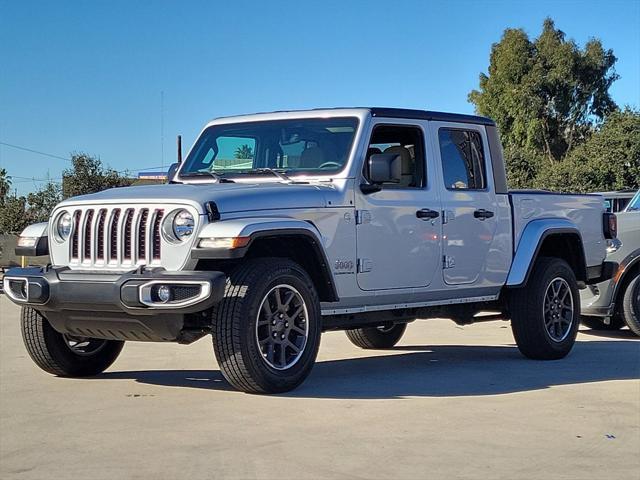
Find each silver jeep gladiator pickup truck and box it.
[4,107,617,393]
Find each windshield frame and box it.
[625,190,640,211]
[177,115,362,182]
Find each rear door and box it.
[432,123,499,285]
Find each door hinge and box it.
[443,255,455,269]
[355,210,372,225]
[357,258,373,273]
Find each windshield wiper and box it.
[251,168,294,182]
[180,171,234,183]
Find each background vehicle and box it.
[3,108,615,393]
[598,190,637,213]
[581,190,640,335]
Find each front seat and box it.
[384,146,414,186]
[299,146,326,169]
[363,147,382,179]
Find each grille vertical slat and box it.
[83,210,94,262]
[138,209,149,261]
[109,209,121,262]
[152,210,164,260]
[123,209,134,261]
[68,205,169,269]
[96,210,107,261]
[71,210,81,259]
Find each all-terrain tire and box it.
[21,306,124,376]
[510,257,580,360]
[345,323,407,349]
[580,314,625,331]
[621,273,640,336]
[212,257,321,394]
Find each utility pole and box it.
[160,90,165,170]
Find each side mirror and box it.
[167,163,179,183]
[368,153,401,184]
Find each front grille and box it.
[69,206,165,268]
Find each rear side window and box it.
[438,128,486,190]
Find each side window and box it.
[366,125,425,188]
[199,136,256,171]
[438,128,486,190]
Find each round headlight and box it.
[172,210,195,239]
[56,211,72,241]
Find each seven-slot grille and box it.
[69,207,165,267]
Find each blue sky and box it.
[1,0,639,195]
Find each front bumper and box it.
[3,266,226,342]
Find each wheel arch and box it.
[506,219,587,288]
[612,251,640,309]
[193,217,338,302]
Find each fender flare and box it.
[610,248,640,304]
[193,217,337,301]
[506,218,586,287]
[15,222,49,257]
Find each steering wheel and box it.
[318,161,341,170]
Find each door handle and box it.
[416,208,440,220]
[473,209,494,220]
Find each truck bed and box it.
[509,191,605,268]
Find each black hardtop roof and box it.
[368,107,495,126]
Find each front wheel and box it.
[509,257,580,360]
[21,307,124,376]
[212,258,321,394]
[346,323,407,349]
[621,273,640,336]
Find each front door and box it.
[433,123,498,285]
[355,122,441,291]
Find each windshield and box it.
[180,117,359,179]
[626,190,640,211]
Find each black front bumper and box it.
[3,266,226,342]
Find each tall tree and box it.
[234,144,253,160]
[536,108,640,192]
[62,153,133,199]
[0,168,11,204]
[469,18,618,186]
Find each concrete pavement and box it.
[1,296,639,479]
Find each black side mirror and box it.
[369,153,401,184]
[167,163,179,183]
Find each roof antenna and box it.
[177,135,182,163]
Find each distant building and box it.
[138,171,168,180]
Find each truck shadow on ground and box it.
[97,336,640,399]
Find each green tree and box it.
[62,153,133,199]
[27,181,62,223]
[536,108,640,192]
[0,195,29,234]
[234,144,253,159]
[0,168,11,204]
[469,18,619,187]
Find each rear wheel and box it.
[212,258,321,394]
[581,315,625,331]
[621,274,640,336]
[21,307,124,376]
[510,257,580,360]
[346,323,407,349]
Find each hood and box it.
[57,181,342,214]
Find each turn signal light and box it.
[603,213,617,239]
[198,236,250,249]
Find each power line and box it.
[0,141,71,162]
[1,141,172,175]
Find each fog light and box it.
[157,285,171,303]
